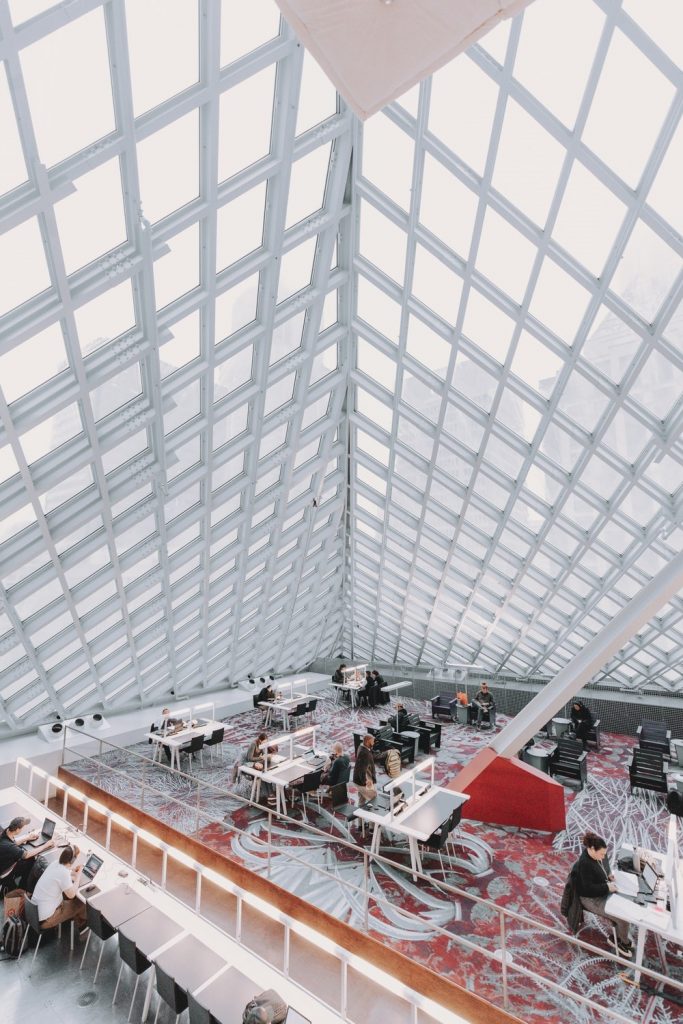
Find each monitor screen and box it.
[42,818,55,839]
[84,854,103,878]
[643,861,658,893]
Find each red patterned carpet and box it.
[66,691,683,1024]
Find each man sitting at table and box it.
[0,815,56,890]
[373,669,390,705]
[256,679,276,705]
[151,708,185,762]
[242,988,288,1024]
[32,844,88,933]
[321,743,351,787]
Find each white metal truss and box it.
[0,0,682,738]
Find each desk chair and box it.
[179,734,205,769]
[288,703,308,728]
[18,894,76,972]
[113,932,152,1022]
[80,901,116,983]
[154,961,188,1023]
[205,727,225,762]
[327,783,357,834]
[187,992,211,1024]
[305,698,318,723]
[291,769,323,820]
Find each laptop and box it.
[78,853,104,888]
[615,862,661,904]
[25,818,56,848]
[362,792,391,812]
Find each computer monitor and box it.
[642,861,659,894]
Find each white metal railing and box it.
[42,730,683,1024]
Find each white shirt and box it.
[33,861,72,921]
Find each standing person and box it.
[31,844,88,932]
[0,816,55,890]
[353,735,378,802]
[472,682,496,730]
[575,832,632,958]
[321,743,351,787]
[570,701,594,749]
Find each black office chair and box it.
[113,933,151,1020]
[80,901,116,983]
[179,734,205,769]
[327,783,357,833]
[291,769,323,820]
[305,698,318,723]
[154,961,188,1023]
[18,894,75,971]
[187,992,211,1024]
[205,727,225,762]
[288,704,308,728]
[637,720,671,756]
[420,822,451,873]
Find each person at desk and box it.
[0,815,55,890]
[332,664,346,685]
[570,700,594,749]
[353,735,378,802]
[360,670,376,708]
[256,679,276,705]
[322,743,351,787]
[242,988,288,1023]
[575,831,632,959]
[152,707,185,763]
[373,670,390,705]
[472,682,496,730]
[244,731,276,807]
[32,844,88,933]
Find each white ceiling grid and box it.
[0,0,351,734]
[348,0,683,695]
[0,0,682,738]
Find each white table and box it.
[332,681,364,708]
[259,696,308,730]
[146,718,224,770]
[354,787,469,880]
[607,864,682,982]
[381,681,413,702]
[261,753,327,816]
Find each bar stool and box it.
[80,901,116,982]
[154,961,188,1023]
[18,894,75,971]
[113,932,152,1022]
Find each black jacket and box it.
[325,754,351,786]
[353,744,376,786]
[571,704,594,727]
[561,862,584,934]
[576,849,611,899]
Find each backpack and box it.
[385,749,401,778]
[1,914,27,958]
[667,790,683,818]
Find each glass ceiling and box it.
[0,0,681,735]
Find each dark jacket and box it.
[353,744,376,786]
[561,861,584,934]
[0,830,25,873]
[332,669,344,685]
[571,703,594,728]
[325,754,351,787]
[576,849,611,899]
[256,686,274,704]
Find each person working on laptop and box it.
[575,831,632,959]
[321,743,351,787]
[153,707,185,763]
[0,815,55,890]
[32,844,88,933]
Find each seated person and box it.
[0,816,56,890]
[321,743,351,787]
[360,671,376,707]
[472,682,496,729]
[32,844,87,932]
[256,680,276,705]
[242,989,288,1024]
[394,703,410,730]
[243,732,276,806]
[570,700,594,748]
[373,669,390,705]
[152,707,185,762]
[332,664,347,686]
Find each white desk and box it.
[354,787,469,879]
[382,681,413,702]
[259,696,308,730]
[607,863,682,981]
[332,681,363,708]
[146,718,224,770]
[261,752,327,816]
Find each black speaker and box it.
[51,722,63,734]
[666,790,683,817]
[92,712,103,723]
[74,717,85,727]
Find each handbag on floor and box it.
[3,888,25,919]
